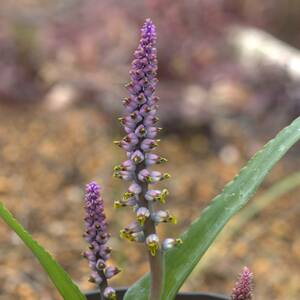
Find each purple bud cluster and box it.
[114,19,181,256]
[83,182,120,299]
[231,267,253,300]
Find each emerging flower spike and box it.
[114,19,180,259]
[231,266,253,300]
[84,182,120,299]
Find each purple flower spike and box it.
[114,18,181,300]
[114,18,180,261]
[84,182,120,297]
[231,266,253,300]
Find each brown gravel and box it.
[0,103,299,300]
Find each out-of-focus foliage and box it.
[0,1,300,300]
[1,0,300,131]
[0,202,87,300]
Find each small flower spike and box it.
[84,182,120,299]
[114,18,180,261]
[231,266,253,300]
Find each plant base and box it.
[85,288,229,300]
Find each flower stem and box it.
[137,164,164,300]
[99,274,108,300]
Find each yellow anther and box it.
[123,192,134,200]
[113,140,121,146]
[113,172,122,179]
[175,238,183,245]
[156,189,169,203]
[162,173,171,180]
[158,157,168,164]
[168,215,177,224]
[120,229,135,242]
[137,216,146,226]
[145,176,153,183]
[133,156,142,164]
[147,242,159,256]
[113,201,123,208]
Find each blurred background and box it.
[0,1,300,299]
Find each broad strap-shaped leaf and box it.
[0,202,86,300]
[124,116,300,300]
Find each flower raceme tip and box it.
[231,266,253,300]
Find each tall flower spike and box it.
[231,266,253,300]
[114,19,181,300]
[84,182,120,300]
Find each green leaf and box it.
[229,170,300,236]
[0,202,86,300]
[124,116,300,300]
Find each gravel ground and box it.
[0,103,299,300]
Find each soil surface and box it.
[0,103,299,300]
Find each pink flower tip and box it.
[231,266,253,300]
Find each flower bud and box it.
[113,195,137,208]
[124,221,143,234]
[113,170,134,181]
[145,189,169,203]
[113,160,136,172]
[135,124,147,137]
[146,127,162,138]
[130,150,145,164]
[103,287,116,300]
[162,238,183,250]
[105,266,121,279]
[138,169,169,183]
[140,104,158,116]
[146,234,160,256]
[145,153,168,165]
[128,182,142,194]
[96,259,106,270]
[136,207,150,225]
[144,116,159,126]
[120,229,145,242]
[152,210,177,224]
[140,138,160,152]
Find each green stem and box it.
[99,271,108,300]
[136,164,164,300]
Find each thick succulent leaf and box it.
[0,202,86,300]
[124,116,300,300]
